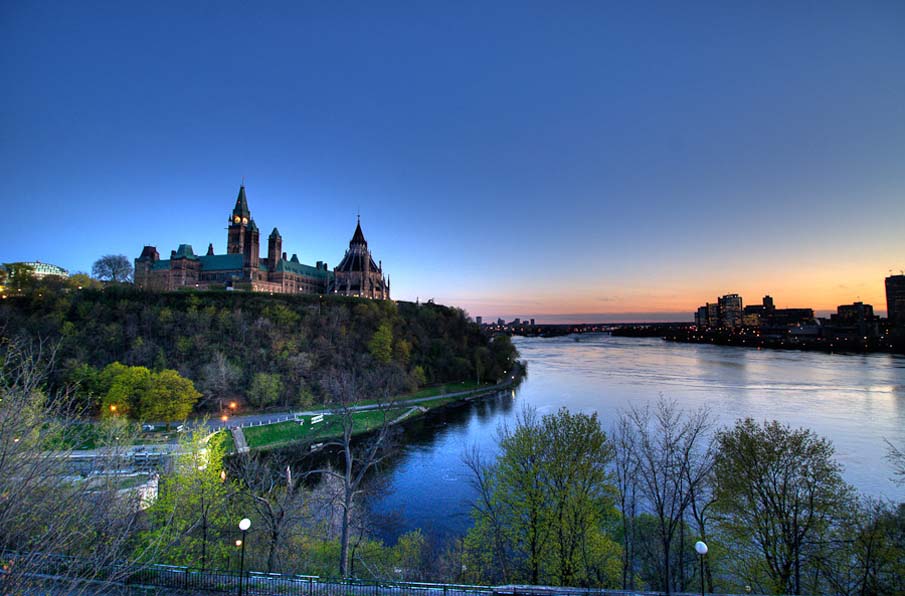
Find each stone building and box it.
[332,217,391,299]
[134,185,390,298]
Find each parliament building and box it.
[134,185,391,299]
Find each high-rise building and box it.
[829,302,879,338]
[718,294,743,329]
[695,306,708,328]
[886,274,905,327]
[706,303,720,328]
[476,316,483,326]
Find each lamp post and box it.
[237,517,251,596]
[695,540,708,596]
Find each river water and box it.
[370,334,905,542]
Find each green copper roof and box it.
[276,259,334,280]
[269,227,281,239]
[174,244,198,259]
[248,219,259,232]
[232,186,251,219]
[150,253,244,272]
[200,254,244,271]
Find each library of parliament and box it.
[134,185,391,299]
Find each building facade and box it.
[135,185,390,299]
[332,218,391,300]
[887,274,905,327]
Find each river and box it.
[370,334,905,542]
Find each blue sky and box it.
[2,1,903,321]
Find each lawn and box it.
[405,380,485,400]
[243,408,409,450]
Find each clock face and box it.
[234,216,241,224]
[242,217,248,225]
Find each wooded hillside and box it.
[0,287,516,414]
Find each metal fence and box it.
[4,552,762,596]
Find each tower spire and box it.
[232,184,251,220]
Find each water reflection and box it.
[369,334,905,543]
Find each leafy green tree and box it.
[140,429,234,569]
[713,418,852,595]
[464,406,622,587]
[66,272,102,290]
[100,363,151,419]
[140,369,200,424]
[2,262,36,292]
[815,497,905,596]
[368,322,393,364]
[249,372,283,408]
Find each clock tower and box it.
[227,185,251,255]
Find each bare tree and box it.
[0,336,145,594]
[91,254,133,283]
[463,445,511,583]
[612,414,640,590]
[885,439,905,486]
[199,351,242,409]
[622,397,714,595]
[234,455,309,573]
[309,365,403,576]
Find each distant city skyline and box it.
[3,2,903,319]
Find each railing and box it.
[3,552,764,596]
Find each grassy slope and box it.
[243,408,409,449]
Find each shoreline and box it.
[229,378,520,454]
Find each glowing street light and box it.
[695,540,708,596]
[237,517,251,596]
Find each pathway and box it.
[231,426,249,453]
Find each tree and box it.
[100,363,151,419]
[92,254,133,283]
[249,372,282,408]
[713,418,852,595]
[313,365,403,576]
[199,352,241,402]
[815,497,905,596]
[67,272,103,290]
[140,428,234,570]
[2,262,36,292]
[234,455,308,573]
[0,336,145,594]
[140,369,201,424]
[612,413,640,590]
[368,322,393,364]
[886,439,905,486]
[464,406,622,587]
[98,363,199,422]
[621,398,714,594]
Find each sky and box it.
[2,1,904,322]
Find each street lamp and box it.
[695,540,708,596]
[238,518,251,596]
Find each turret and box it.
[245,219,260,270]
[267,227,282,270]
